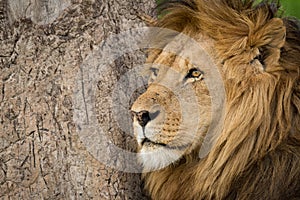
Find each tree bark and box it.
[0,0,154,199]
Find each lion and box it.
[131,0,300,199]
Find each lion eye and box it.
[185,68,203,79]
[150,67,159,76]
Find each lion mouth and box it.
[141,138,167,147]
[141,138,190,151]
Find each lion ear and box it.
[249,18,286,71]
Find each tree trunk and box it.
[0,0,154,199]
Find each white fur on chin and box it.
[138,147,184,172]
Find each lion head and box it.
[131,0,300,199]
[131,39,216,171]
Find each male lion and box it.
[131,0,300,199]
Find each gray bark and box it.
[0,0,154,199]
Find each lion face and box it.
[131,36,214,171]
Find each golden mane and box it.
[142,0,300,199]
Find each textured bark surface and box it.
[0,0,154,199]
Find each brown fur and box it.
[141,0,300,199]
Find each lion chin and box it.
[131,0,300,199]
[138,147,183,171]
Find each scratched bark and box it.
[0,0,154,199]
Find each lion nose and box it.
[132,110,160,127]
[136,110,151,127]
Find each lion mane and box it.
[137,0,300,199]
